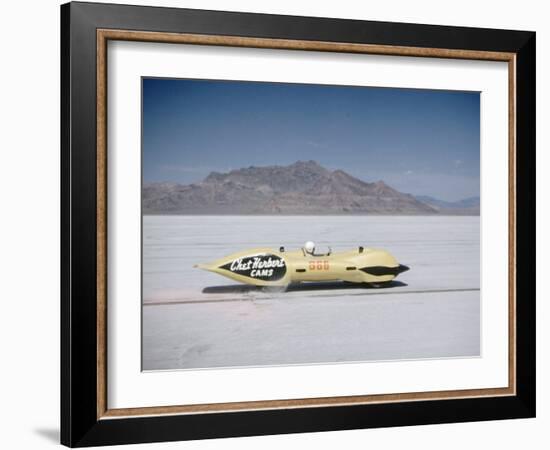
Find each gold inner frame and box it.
[96,29,517,420]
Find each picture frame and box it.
[60,1,535,447]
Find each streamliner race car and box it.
[195,241,409,288]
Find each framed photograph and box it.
[61,2,536,447]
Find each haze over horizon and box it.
[143,78,480,202]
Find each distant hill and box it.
[415,195,480,215]
[142,160,439,215]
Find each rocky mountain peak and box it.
[143,161,438,215]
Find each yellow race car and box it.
[195,241,409,288]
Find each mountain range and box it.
[415,195,480,215]
[143,161,477,215]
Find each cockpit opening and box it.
[303,241,332,257]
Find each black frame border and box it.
[61,2,535,447]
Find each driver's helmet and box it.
[304,241,315,255]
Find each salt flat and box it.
[142,215,480,370]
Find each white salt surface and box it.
[142,216,480,370]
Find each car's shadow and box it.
[202,280,407,294]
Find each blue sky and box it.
[143,78,480,201]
